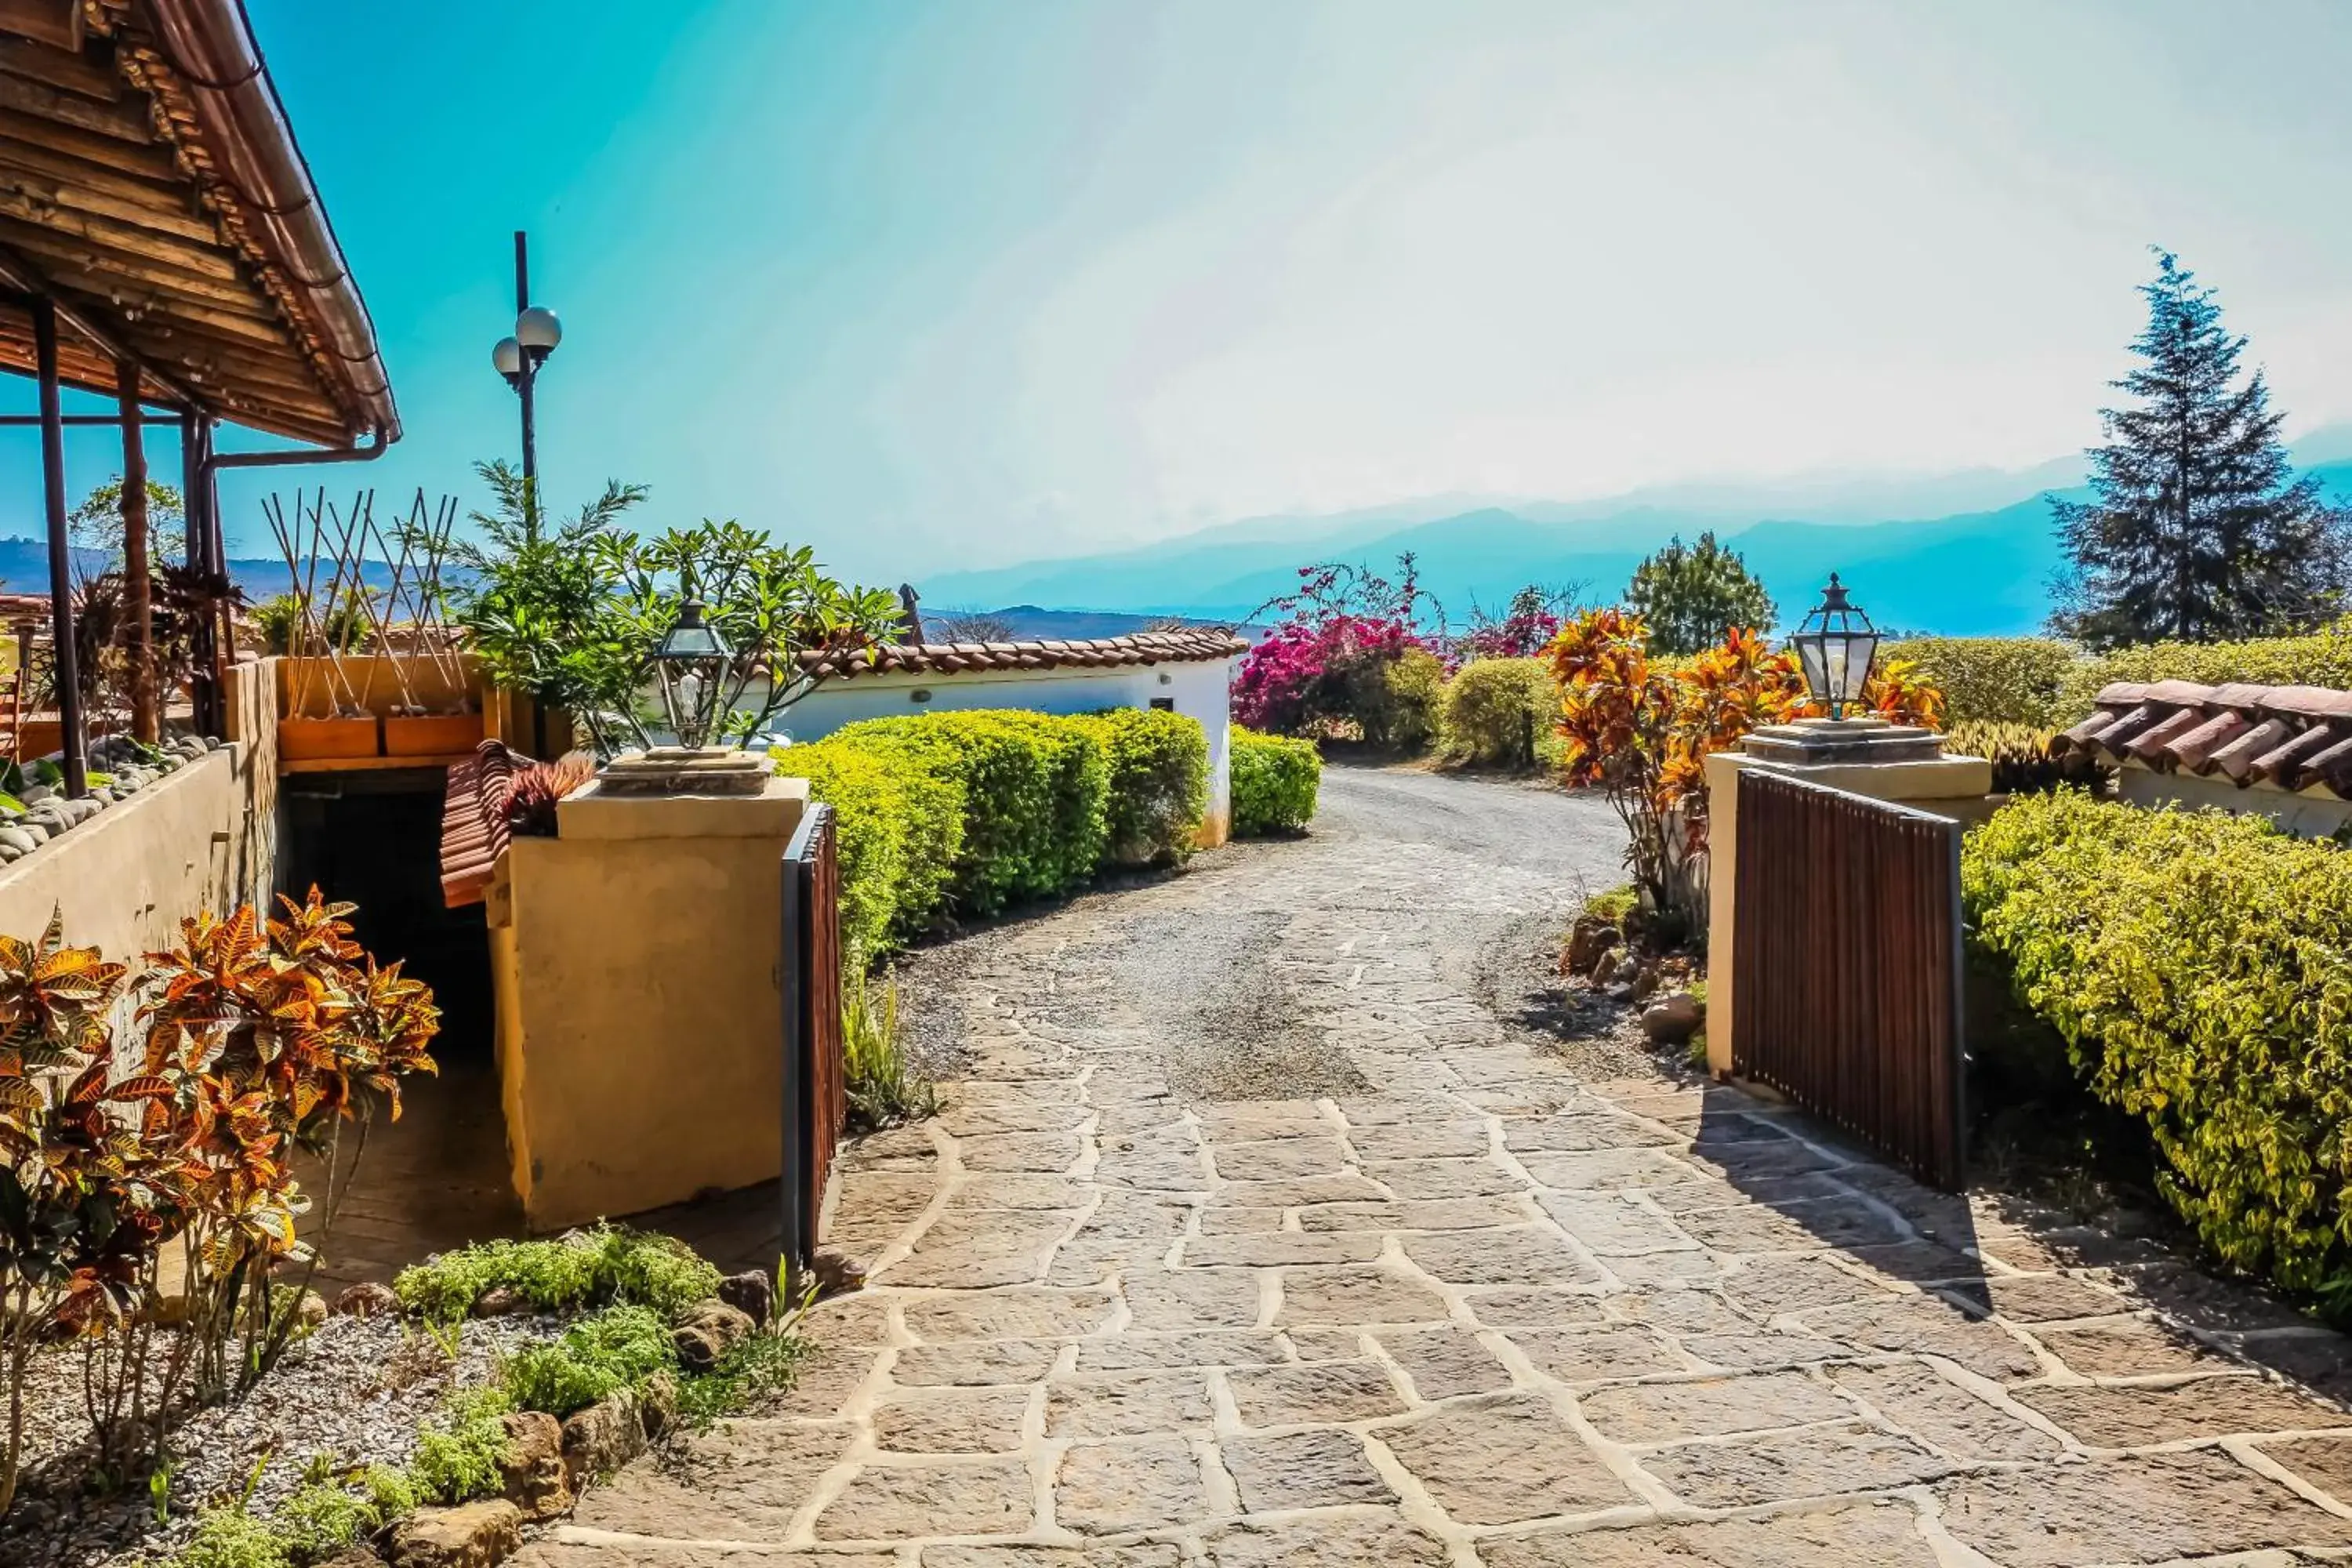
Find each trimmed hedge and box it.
[1963,791,2352,1301]
[1436,657,1561,768]
[2053,620,2352,721]
[1230,725,1321,835]
[1072,707,1210,868]
[776,706,1210,957]
[1882,637,2079,729]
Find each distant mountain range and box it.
[922,452,2352,637]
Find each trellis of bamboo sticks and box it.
[262,487,466,718]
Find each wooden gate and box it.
[781,803,845,1272]
[1730,771,1966,1189]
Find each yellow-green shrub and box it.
[777,707,1211,953]
[1436,657,1560,768]
[2052,619,2352,721]
[1373,647,1445,753]
[774,736,962,958]
[1071,707,1210,866]
[1963,791,2352,1301]
[1230,726,1321,835]
[1882,637,2082,728]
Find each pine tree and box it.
[2051,250,2349,648]
[1624,531,1776,656]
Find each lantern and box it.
[648,591,733,751]
[1788,574,1878,720]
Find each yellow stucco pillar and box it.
[488,775,809,1232]
[1703,723,1991,1078]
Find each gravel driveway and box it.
[521,762,2352,1568]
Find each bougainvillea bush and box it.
[1230,557,1440,749]
[1548,608,1944,925]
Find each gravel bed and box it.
[1,1310,561,1568]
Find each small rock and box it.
[20,784,53,804]
[1628,964,1662,1003]
[389,1500,521,1568]
[638,1370,679,1440]
[471,1284,527,1318]
[295,1288,329,1329]
[670,1298,755,1373]
[810,1247,867,1298]
[560,1388,648,1489]
[716,1268,775,1327]
[1588,945,1627,988]
[1639,992,1704,1044]
[495,1410,572,1520]
[316,1551,390,1568]
[332,1280,401,1319]
[1564,920,1621,976]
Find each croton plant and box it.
[0,893,437,1514]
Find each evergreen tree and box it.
[2051,250,2349,648]
[1624,531,1776,656]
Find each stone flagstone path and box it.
[524,767,2352,1566]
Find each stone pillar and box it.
[1702,720,1991,1078]
[488,775,808,1231]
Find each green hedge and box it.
[1963,791,2352,1301]
[1436,657,1561,768]
[1073,707,1210,868]
[2053,620,2352,721]
[1231,725,1321,835]
[776,706,1210,956]
[1882,637,2080,728]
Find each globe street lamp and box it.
[1788,573,1879,720]
[492,231,562,497]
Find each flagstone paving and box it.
[527,767,2352,1566]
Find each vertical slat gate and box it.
[782,804,845,1271]
[1730,771,1965,1189]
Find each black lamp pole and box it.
[513,230,537,492]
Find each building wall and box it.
[776,658,1237,842]
[488,779,809,1232]
[2118,762,2352,839]
[0,659,277,956]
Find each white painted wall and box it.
[769,657,1237,839]
[2118,760,2352,840]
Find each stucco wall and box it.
[488,778,809,1232]
[0,659,277,955]
[2118,761,2352,839]
[776,658,1236,843]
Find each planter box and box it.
[383,713,484,757]
[277,716,379,761]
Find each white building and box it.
[775,630,1248,843]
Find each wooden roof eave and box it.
[0,0,397,448]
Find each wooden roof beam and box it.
[0,0,81,53]
[0,238,204,408]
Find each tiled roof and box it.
[441,739,519,909]
[2058,681,2352,797]
[794,629,1250,681]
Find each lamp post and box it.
[648,590,733,753]
[1788,573,1880,720]
[492,230,562,517]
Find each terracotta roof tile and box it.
[795,627,1250,681]
[441,739,517,909]
[2064,680,2352,800]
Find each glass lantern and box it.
[1788,574,1879,720]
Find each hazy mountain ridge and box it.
[924,456,2352,637]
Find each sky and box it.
[7,0,2352,582]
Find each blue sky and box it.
[7,0,2352,583]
